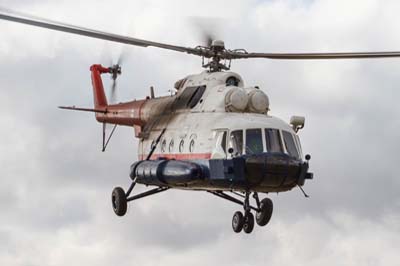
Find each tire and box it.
[111,187,127,216]
[232,211,244,233]
[256,198,273,226]
[243,212,255,234]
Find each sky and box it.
[0,0,400,265]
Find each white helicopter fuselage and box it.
[138,70,287,157]
[128,70,310,193]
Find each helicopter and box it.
[1,9,400,234]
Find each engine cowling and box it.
[247,88,269,114]
[225,87,249,112]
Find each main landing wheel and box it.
[232,211,244,233]
[112,187,127,216]
[243,212,255,234]
[256,198,273,226]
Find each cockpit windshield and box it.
[226,128,301,158]
[230,130,243,155]
[246,129,263,155]
[265,129,283,153]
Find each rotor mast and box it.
[201,40,231,72]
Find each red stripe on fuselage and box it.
[140,153,212,160]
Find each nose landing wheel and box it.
[229,192,273,234]
[232,211,255,233]
[232,211,244,233]
[256,198,273,226]
[209,191,274,234]
[243,212,255,234]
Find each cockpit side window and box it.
[294,134,303,158]
[246,129,263,155]
[187,86,206,108]
[221,131,227,153]
[265,129,283,153]
[175,86,206,110]
[282,131,300,159]
[212,130,228,159]
[230,130,243,155]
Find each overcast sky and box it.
[1,0,399,265]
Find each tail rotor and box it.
[109,63,121,104]
[104,43,129,104]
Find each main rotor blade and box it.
[2,8,399,63]
[0,8,211,57]
[226,51,400,60]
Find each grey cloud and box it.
[1,0,400,266]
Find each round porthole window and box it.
[169,139,174,152]
[179,140,184,153]
[189,139,195,152]
[161,139,166,153]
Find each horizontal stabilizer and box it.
[58,106,107,114]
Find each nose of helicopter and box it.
[243,153,311,189]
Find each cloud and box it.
[0,0,399,265]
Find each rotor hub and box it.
[203,40,230,72]
[109,64,122,80]
[211,40,225,51]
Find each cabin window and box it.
[161,139,166,153]
[179,140,184,153]
[246,129,263,155]
[265,129,283,153]
[282,131,300,159]
[230,130,243,155]
[189,139,195,152]
[169,139,174,153]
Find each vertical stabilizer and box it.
[90,64,109,108]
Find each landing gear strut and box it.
[209,190,273,234]
[111,178,169,216]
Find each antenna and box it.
[298,185,310,198]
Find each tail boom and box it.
[89,64,175,135]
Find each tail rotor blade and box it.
[117,51,124,66]
[110,78,117,103]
